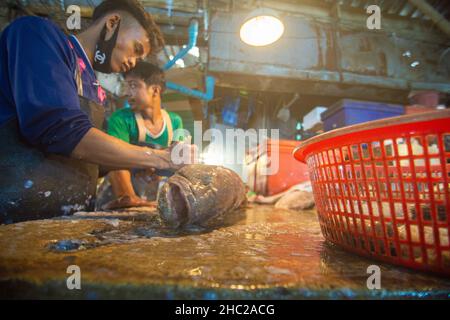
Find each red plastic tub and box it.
[294,110,450,276]
[247,139,309,196]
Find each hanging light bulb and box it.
[240,9,285,47]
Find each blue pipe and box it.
[166,0,173,17]
[166,76,215,101]
[163,19,199,70]
[162,19,215,101]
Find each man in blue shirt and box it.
[0,0,195,223]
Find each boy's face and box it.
[124,75,161,111]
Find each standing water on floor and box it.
[0,205,450,299]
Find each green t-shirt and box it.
[107,108,184,147]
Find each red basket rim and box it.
[293,109,450,163]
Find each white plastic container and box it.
[303,106,327,130]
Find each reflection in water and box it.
[49,207,247,252]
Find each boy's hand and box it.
[168,142,198,169]
[102,194,156,210]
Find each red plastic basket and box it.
[294,110,450,276]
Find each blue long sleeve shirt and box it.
[0,16,106,156]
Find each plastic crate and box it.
[294,110,450,276]
[321,99,404,131]
[404,105,438,115]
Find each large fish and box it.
[157,164,247,228]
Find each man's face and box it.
[107,18,151,73]
[125,75,160,112]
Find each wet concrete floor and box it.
[0,205,449,299]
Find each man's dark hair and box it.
[92,0,165,55]
[125,61,166,91]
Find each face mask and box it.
[93,20,121,73]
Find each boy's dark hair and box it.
[125,61,166,91]
[92,0,165,55]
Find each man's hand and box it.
[72,128,197,171]
[147,142,198,171]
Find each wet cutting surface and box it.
[0,205,449,299]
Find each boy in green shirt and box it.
[103,62,184,209]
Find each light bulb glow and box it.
[240,15,284,46]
